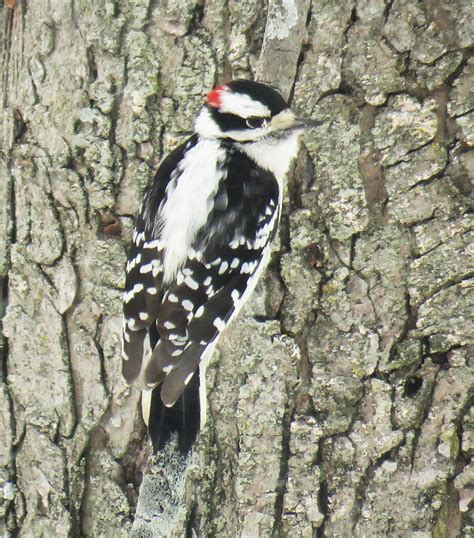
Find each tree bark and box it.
[0,0,472,537]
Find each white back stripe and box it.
[158,139,226,283]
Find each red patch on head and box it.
[207,84,227,108]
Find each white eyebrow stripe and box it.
[219,91,271,118]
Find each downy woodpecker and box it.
[122,80,319,452]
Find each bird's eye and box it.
[246,117,268,129]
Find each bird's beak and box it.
[269,110,322,133]
[292,118,323,131]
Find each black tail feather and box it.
[148,372,201,454]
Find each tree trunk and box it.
[1,0,472,536]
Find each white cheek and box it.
[195,108,223,139]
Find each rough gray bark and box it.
[0,0,472,537]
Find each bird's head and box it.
[195,80,320,142]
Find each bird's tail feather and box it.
[143,372,201,454]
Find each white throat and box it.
[238,134,300,184]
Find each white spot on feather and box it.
[143,239,164,250]
[231,289,240,302]
[184,275,199,290]
[205,285,214,297]
[182,299,194,311]
[218,261,229,274]
[127,254,142,272]
[123,283,144,303]
[140,263,153,274]
[170,333,188,345]
[213,317,226,332]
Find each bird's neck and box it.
[235,134,300,184]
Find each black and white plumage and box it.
[122,80,319,452]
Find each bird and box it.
[122,79,319,453]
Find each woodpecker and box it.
[122,80,319,453]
